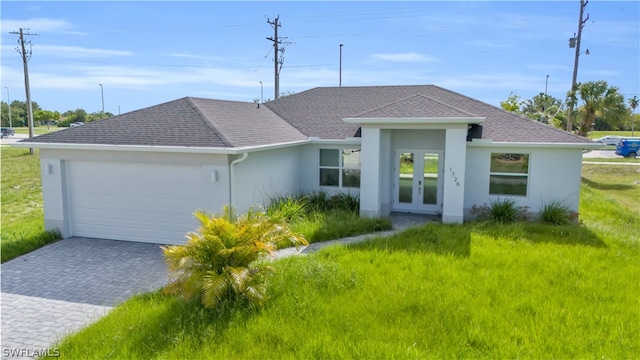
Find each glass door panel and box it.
[422,153,439,205]
[398,152,414,204]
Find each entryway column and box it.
[359,127,382,217]
[442,127,467,223]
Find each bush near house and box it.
[162,206,307,309]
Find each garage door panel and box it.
[67,161,216,244]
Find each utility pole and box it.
[267,16,284,100]
[10,28,37,154]
[567,0,589,132]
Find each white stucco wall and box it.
[464,145,584,217]
[231,146,304,213]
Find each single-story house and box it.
[17,85,598,244]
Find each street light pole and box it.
[259,81,263,103]
[99,84,104,119]
[545,75,549,96]
[339,44,343,87]
[4,87,11,129]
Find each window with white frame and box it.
[489,153,529,196]
[319,149,361,188]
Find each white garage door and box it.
[67,161,217,244]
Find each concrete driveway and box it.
[1,237,168,357]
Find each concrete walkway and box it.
[0,214,433,359]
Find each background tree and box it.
[1,100,40,127]
[574,81,627,137]
[500,92,522,113]
[34,110,61,128]
[627,96,639,136]
[521,93,564,124]
[58,108,88,127]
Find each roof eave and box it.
[343,116,486,124]
[467,140,605,149]
[12,139,311,154]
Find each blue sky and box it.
[1,1,638,115]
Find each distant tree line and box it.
[0,100,114,128]
[500,80,639,137]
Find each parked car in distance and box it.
[615,138,640,158]
[70,122,84,127]
[593,135,623,146]
[1,127,15,137]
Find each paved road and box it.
[1,238,169,359]
[582,149,620,159]
[0,134,28,146]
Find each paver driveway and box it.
[1,237,169,358]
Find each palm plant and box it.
[574,81,627,137]
[162,206,308,309]
[629,96,639,136]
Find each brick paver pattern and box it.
[1,237,169,359]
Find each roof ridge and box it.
[413,93,479,117]
[184,97,233,147]
[349,93,423,118]
[351,93,479,118]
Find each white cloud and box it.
[36,45,132,58]
[2,18,82,35]
[370,52,436,63]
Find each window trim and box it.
[318,148,361,189]
[488,153,530,197]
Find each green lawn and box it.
[0,147,60,262]
[590,130,640,139]
[11,126,62,135]
[51,164,639,359]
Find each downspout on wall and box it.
[229,152,248,209]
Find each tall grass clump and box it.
[162,206,307,309]
[488,197,518,223]
[266,191,391,244]
[539,200,573,225]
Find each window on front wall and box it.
[319,149,361,188]
[489,153,529,196]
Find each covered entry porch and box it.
[346,116,484,224]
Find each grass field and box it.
[11,126,61,135]
[590,130,640,139]
[0,147,60,262]
[50,164,640,359]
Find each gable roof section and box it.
[352,94,478,119]
[266,85,592,144]
[22,97,306,148]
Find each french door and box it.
[394,150,443,213]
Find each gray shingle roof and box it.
[23,97,307,148]
[23,85,593,148]
[266,85,593,144]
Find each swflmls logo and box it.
[3,347,60,358]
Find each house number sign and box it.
[449,167,460,187]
